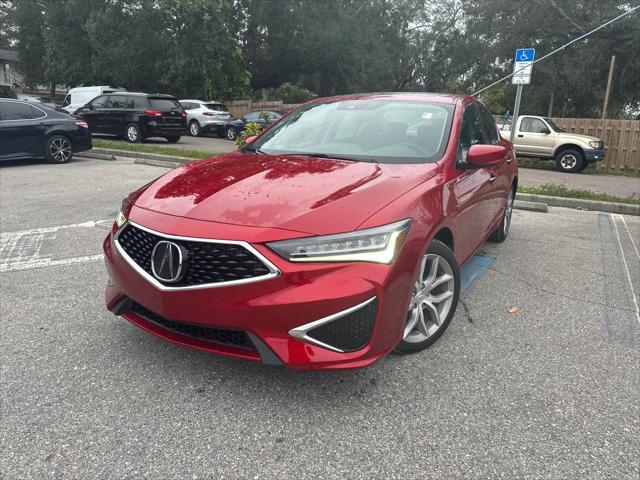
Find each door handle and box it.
[489,173,497,183]
[517,134,524,138]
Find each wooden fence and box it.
[551,117,640,172]
[225,100,300,118]
[225,100,639,172]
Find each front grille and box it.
[130,302,254,350]
[117,224,272,287]
[306,298,379,352]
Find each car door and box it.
[447,103,504,262]
[80,95,108,133]
[103,95,129,135]
[515,117,555,156]
[0,100,48,159]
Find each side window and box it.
[520,117,548,133]
[457,104,485,163]
[0,101,36,120]
[106,96,126,108]
[132,97,149,110]
[478,107,499,144]
[90,95,107,108]
[244,112,260,122]
[268,112,281,121]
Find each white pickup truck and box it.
[500,115,605,173]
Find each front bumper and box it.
[103,208,417,370]
[584,148,605,162]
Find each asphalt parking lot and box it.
[1,156,638,479]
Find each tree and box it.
[0,1,15,49]
[14,0,45,87]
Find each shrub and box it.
[235,122,264,147]
[0,85,16,98]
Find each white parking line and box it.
[0,219,110,273]
[611,215,640,326]
[616,214,639,259]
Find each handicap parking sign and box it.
[515,48,535,62]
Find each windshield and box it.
[544,117,565,132]
[251,99,454,164]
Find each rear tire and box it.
[225,127,237,141]
[489,186,514,242]
[165,136,181,143]
[555,149,584,173]
[125,123,141,143]
[45,135,73,163]
[189,121,201,137]
[394,239,460,354]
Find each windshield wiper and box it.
[278,152,379,163]
[241,144,269,155]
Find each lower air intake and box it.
[306,298,379,352]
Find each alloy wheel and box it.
[190,122,200,136]
[560,154,577,170]
[403,254,456,343]
[226,128,236,140]
[127,126,139,142]
[49,137,72,162]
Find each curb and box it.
[134,158,183,169]
[76,151,116,161]
[513,200,548,213]
[516,193,639,216]
[91,147,194,164]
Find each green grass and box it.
[92,139,221,160]
[517,158,640,178]
[519,183,640,205]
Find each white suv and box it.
[179,100,231,137]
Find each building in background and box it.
[0,49,22,87]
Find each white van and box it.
[61,86,126,114]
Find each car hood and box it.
[134,152,438,235]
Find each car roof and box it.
[306,92,463,105]
[108,92,176,99]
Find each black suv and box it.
[74,93,187,143]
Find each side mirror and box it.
[540,127,551,134]
[245,135,258,144]
[466,144,506,167]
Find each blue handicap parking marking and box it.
[515,48,535,62]
[460,255,494,296]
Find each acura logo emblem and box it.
[151,241,186,283]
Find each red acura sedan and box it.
[104,93,517,370]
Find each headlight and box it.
[115,196,128,228]
[589,140,602,149]
[266,219,411,264]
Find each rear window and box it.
[148,98,182,110]
[203,103,228,112]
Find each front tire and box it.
[555,149,584,173]
[45,135,73,163]
[394,239,460,354]
[165,136,181,143]
[489,186,514,242]
[189,120,201,137]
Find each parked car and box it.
[16,94,58,109]
[0,98,91,163]
[179,99,231,137]
[104,92,517,370]
[61,86,126,114]
[74,92,187,143]
[224,110,285,140]
[499,115,605,172]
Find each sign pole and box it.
[601,55,615,141]
[510,84,523,143]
